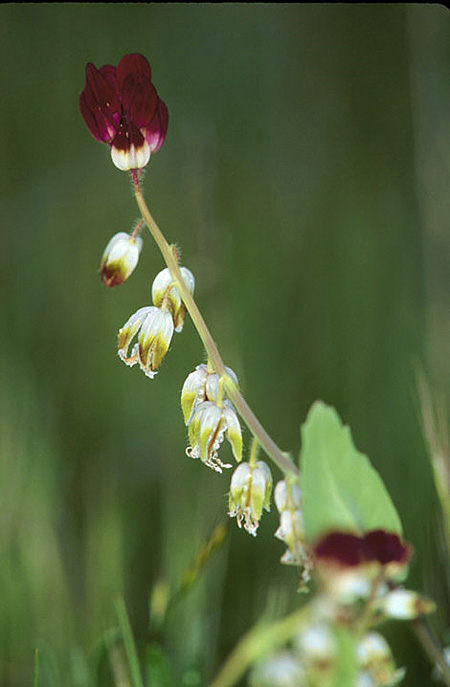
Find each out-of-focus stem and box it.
[130,171,298,477]
[411,619,450,687]
[209,605,310,687]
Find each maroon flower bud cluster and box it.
[313,529,412,570]
[79,54,168,171]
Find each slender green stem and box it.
[411,619,450,687]
[131,172,298,477]
[209,605,310,687]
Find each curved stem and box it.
[131,172,298,477]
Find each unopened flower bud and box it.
[249,652,306,687]
[152,266,195,332]
[181,363,239,425]
[228,461,272,536]
[357,632,392,667]
[357,633,405,686]
[100,232,143,287]
[381,589,436,620]
[187,400,242,472]
[295,624,336,669]
[118,305,173,378]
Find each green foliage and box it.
[144,644,176,687]
[300,401,403,542]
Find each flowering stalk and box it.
[130,169,299,479]
[80,54,448,686]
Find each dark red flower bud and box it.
[363,530,412,566]
[313,529,412,571]
[314,532,364,567]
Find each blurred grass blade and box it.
[417,370,450,544]
[34,648,39,687]
[167,522,228,613]
[115,597,144,687]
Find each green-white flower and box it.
[152,266,195,332]
[118,305,173,379]
[187,400,242,472]
[228,460,272,536]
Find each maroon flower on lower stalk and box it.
[313,530,413,604]
[79,53,168,171]
[313,530,411,571]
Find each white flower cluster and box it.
[117,267,195,379]
[249,622,405,687]
[181,364,242,472]
[274,479,311,582]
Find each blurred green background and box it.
[1,4,450,686]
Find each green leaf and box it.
[300,401,402,542]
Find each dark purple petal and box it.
[143,98,169,152]
[80,63,120,143]
[121,74,158,128]
[99,65,119,94]
[363,530,412,566]
[117,53,151,89]
[111,119,146,151]
[313,532,364,567]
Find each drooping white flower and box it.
[187,400,242,472]
[274,479,308,570]
[117,305,174,379]
[228,460,272,535]
[181,363,239,425]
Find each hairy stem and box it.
[131,171,298,477]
